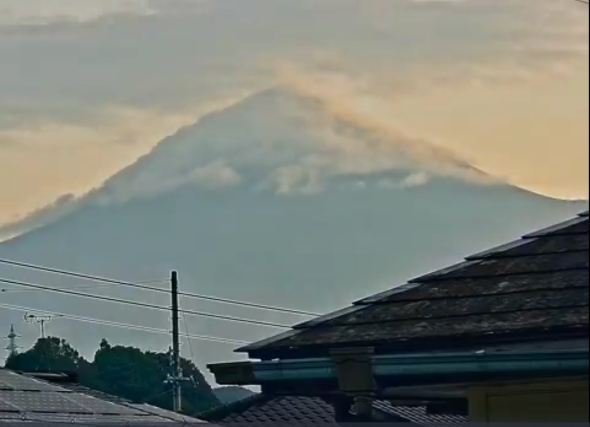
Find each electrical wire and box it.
[2,283,121,294]
[0,277,290,328]
[0,257,319,316]
[179,297,197,368]
[178,297,199,394]
[0,302,249,345]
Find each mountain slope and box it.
[0,88,586,381]
[214,387,257,405]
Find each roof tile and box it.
[269,306,589,348]
[240,214,589,357]
[317,288,587,326]
[467,234,589,260]
[415,252,588,281]
[0,369,204,425]
[373,270,589,303]
[200,395,468,426]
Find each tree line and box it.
[4,336,220,415]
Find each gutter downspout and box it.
[330,347,376,420]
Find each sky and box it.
[0,0,588,226]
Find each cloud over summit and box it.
[0,0,587,224]
[87,87,496,203]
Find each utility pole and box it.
[24,314,53,338]
[170,270,182,413]
[163,271,187,412]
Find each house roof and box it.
[198,394,468,426]
[0,369,205,425]
[57,383,207,424]
[240,211,589,359]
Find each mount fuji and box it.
[0,88,586,378]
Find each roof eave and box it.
[209,348,589,386]
[243,327,589,360]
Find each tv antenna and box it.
[24,314,56,339]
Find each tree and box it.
[5,337,220,415]
[88,341,169,405]
[5,336,83,373]
[89,341,219,414]
[178,354,220,413]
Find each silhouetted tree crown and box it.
[5,337,219,415]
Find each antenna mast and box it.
[24,314,53,339]
[5,325,19,360]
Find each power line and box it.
[0,258,318,317]
[2,283,120,294]
[0,277,290,329]
[0,302,249,345]
[178,295,205,402]
[179,298,197,370]
[2,278,167,294]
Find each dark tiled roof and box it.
[200,395,337,425]
[240,212,589,358]
[58,383,206,424]
[199,394,468,426]
[373,401,468,426]
[0,369,205,425]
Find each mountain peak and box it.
[90,86,495,206]
[0,87,518,240]
[0,85,585,374]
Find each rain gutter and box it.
[209,349,589,385]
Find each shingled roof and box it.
[57,382,207,424]
[240,211,589,359]
[199,394,468,426]
[0,369,205,425]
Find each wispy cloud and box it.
[0,193,77,241]
[97,159,243,205]
[0,107,194,224]
[0,0,154,26]
[0,0,587,223]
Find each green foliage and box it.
[5,337,220,415]
[5,337,82,373]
